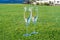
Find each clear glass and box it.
[31,7,38,35]
[23,7,32,37]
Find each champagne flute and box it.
[23,7,32,37]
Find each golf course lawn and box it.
[0,4,60,40]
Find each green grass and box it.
[0,4,60,40]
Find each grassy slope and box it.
[0,4,60,40]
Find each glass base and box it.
[23,33,31,37]
[31,31,38,35]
